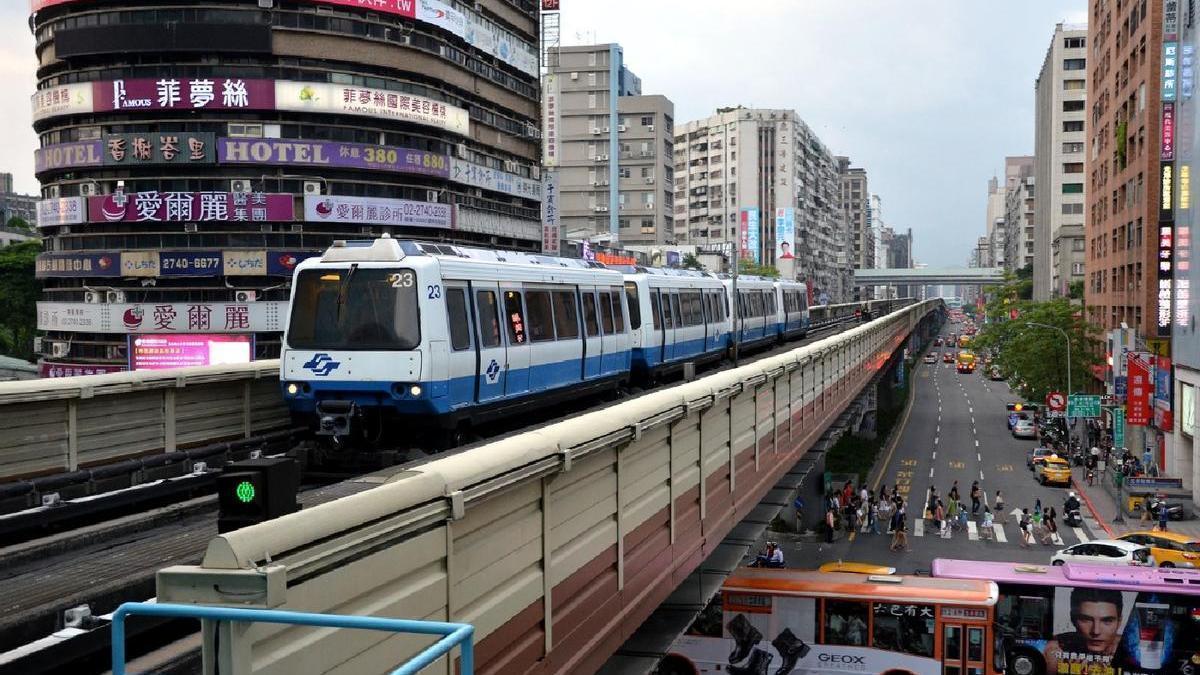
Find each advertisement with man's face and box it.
[1029,587,1200,674]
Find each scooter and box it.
[1063,494,1083,527]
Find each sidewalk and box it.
[1071,466,1200,539]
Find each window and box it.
[288,268,420,351]
[583,293,600,336]
[1063,100,1085,112]
[1063,183,1084,194]
[1063,162,1084,173]
[552,291,579,339]
[1062,202,1084,214]
[1064,37,1086,49]
[1063,58,1087,70]
[995,588,1052,640]
[641,115,653,126]
[505,291,527,344]
[587,93,597,109]
[871,603,935,658]
[824,600,869,646]
[649,291,662,330]
[1063,142,1084,153]
[1183,383,1195,437]
[610,292,626,332]
[669,293,681,331]
[445,288,472,351]
[624,282,641,330]
[661,291,674,328]
[476,291,501,348]
[1063,120,1084,132]
[600,291,616,334]
[1064,79,1086,90]
[1072,262,1086,274]
[587,72,596,86]
[525,290,555,342]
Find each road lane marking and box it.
[971,417,975,425]
[975,440,980,447]
[932,451,937,459]
[1051,532,1064,545]
[913,518,924,537]
[994,525,1007,543]
[979,470,985,480]
[977,453,982,462]
[934,437,939,445]
[969,407,973,413]
[929,467,935,478]
[967,520,979,541]
[936,425,940,433]
[1073,526,1089,543]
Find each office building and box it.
[1003,156,1036,272]
[30,0,542,372]
[674,107,847,300]
[1034,22,1088,299]
[546,44,676,245]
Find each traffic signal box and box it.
[217,457,300,534]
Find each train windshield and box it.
[287,267,420,350]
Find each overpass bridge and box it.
[853,266,1005,286]
[0,299,942,674]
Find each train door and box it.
[581,288,602,379]
[442,282,476,408]
[501,286,530,396]
[658,287,675,364]
[472,283,506,403]
[647,286,665,368]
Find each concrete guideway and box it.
[146,301,941,674]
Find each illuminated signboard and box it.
[1163,102,1176,161]
[1163,163,1175,218]
[128,334,253,371]
[1160,161,1175,337]
[1164,42,1179,103]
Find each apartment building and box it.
[1003,156,1036,272]
[1035,22,1089,299]
[838,158,876,271]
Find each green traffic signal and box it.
[235,480,257,504]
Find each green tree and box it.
[5,216,32,232]
[973,298,1100,401]
[680,253,705,270]
[735,260,780,278]
[0,240,41,361]
[1068,279,1085,300]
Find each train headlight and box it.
[286,383,299,396]
[409,385,423,397]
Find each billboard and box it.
[304,195,454,229]
[87,191,295,223]
[34,140,103,172]
[36,197,86,228]
[740,208,761,264]
[129,334,253,371]
[94,78,275,113]
[542,74,560,168]
[217,138,449,178]
[541,170,560,254]
[35,252,120,278]
[30,82,94,122]
[37,301,288,334]
[450,158,541,200]
[1127,353,1153,426]
[40,362,127,378]
[774,207,795,261]
[1162,102,1176,162]
[274,82,469,136]
[102,132,216,166]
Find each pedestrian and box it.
[947,498,959,530]
[1034,497,1042,519]
[936,499,947,537]
[957,500,969,531]
[970,481,981,515]
[949,481,960,502]
[825,507,835,543]
[1019,508,1032,547]
[1045,505,1058,537]
[995,490,1006,523]
[870,498,881,535]
[980,506,994,541]
[1159,499,1170,532]
[860,484,869,506]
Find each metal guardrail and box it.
[111,602,475,675]
[153,300,941,674]
[0,361,289,479]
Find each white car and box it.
[923,353,937,364]
[1051,540,1155,567]
[1012,419,1037,439]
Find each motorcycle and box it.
[1063,496,1083,527]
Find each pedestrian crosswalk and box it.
[882,515,1103,549]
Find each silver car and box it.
[1012,419,1037,439]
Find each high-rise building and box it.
[1003,156,1036,273]
[0,172,37,226]
[30,0,543,373]
[546,44,676,245]
[837,158,875,276]
[1034,22,1088,300]
[1085,2,1161,337]
[674,107,847,300]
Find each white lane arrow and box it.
[1011,507,1025,520]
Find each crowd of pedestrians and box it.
[822,480,910,551]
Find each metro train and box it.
[280,236,897,446]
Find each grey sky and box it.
[2,1,1086,267]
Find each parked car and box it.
[1051,540,1155,567]
[1037,456,1071,486]
[1117,531,1200,568]
[1012,419,1037,439]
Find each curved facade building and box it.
[30,0,543,375]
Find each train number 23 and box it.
[427,284,442,299]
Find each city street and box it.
[819,328,1112,572]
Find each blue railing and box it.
[111,602,475,675]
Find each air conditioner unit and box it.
[618,125,627,132]
[303,180,322,195]
[257,0,273,7]
[32,336,43,354]
[570,72,579,80]
[598,206,609,212]
[426,190,439,202]
[648,125,655,132]
[597,154,608,161]
[291,223,304,233]
[235,290,258,303]
[645,177,654,184]
[50,342,69,358]
[503,160,517,173]
[230,179,252,194]
[603,127,610,132]
[83,291,103,304]
[106,290,125,303]
[79,182,99,197]
[184,223,199,233]
[592,181,603,186]
[590,128,602,135]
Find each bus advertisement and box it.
[933,558,1200,675]
[661,569,999,675]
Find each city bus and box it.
[956,350,977,374]
[660,568,1000,674]
[933,558,1200,675]
[958,334,972,349]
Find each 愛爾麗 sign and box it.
[36,196,86,228]
[217,138,449,178]
[304,195,453,229]
[35,140,102,172]
[36,301,288,334]
[88,192,295,223]
[274,82,469,136]
[103,133,216,166]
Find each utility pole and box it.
[731,237,741,366]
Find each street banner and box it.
[1127,353,1152,426]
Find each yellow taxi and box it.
[817,561,897,575]
[1037,456,1071,486]
[1117,531,1200,568]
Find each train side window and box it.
[624,282,642,330]
[610,291,625,333]
[600,292,615,334]
[751,292,763,317]
[723,293,730,321]
[670,293,682,329]
[650,291,662,330]
[525,290,555,342]
[704,293,714,324]
[476,290,501,348]
[661,291,674,329]
[552,291,580,340]
[504,291,527,345]
[690,292,703,326]
[445,288,472,351]
[583,292,600,337]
